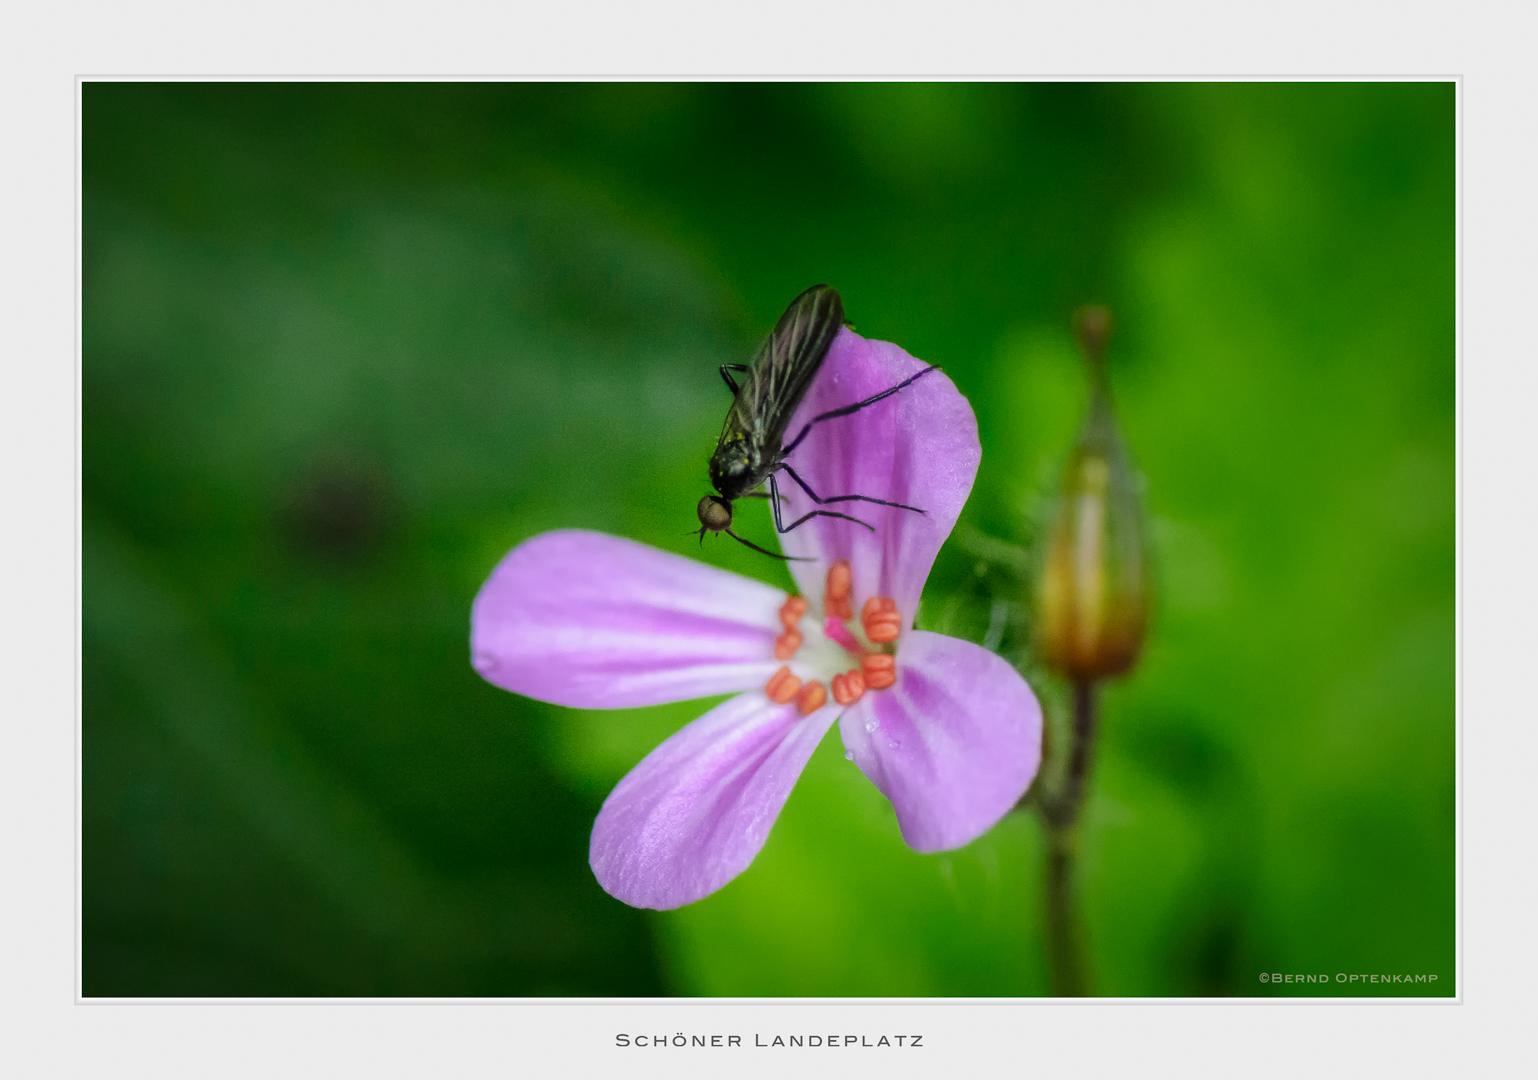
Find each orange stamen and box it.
[769,563,901,706]
[861,596,902,644]
[765,665,801,704]
[825,559,854,620]
[795,679,828,715]
[861,653,897,691]
[774,629,804,660]
[779,595,808,630]
[831,668,867,706]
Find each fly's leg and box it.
[779,364,939,457]
[719,364,750,396]
[769,472,874,534]
[725,526,812,561]
[777,463,926,517]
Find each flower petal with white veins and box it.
[472,529,784,709]
[839,630,1042,852]
[779,330,980,626]
[590,690,840,909]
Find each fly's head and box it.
[696,495,733,540]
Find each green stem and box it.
[1042,677,1098,996]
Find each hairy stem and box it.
[1042,677,1098,996]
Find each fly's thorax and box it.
[709,437,760,500]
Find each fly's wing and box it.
[719,284,844,457]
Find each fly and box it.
[695,284,939,560]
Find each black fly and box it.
[695,284,939,560]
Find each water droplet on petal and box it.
[888,740,902,750]
[864,718,878,733]
[844,750,854,761]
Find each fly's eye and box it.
[697,496,732,532]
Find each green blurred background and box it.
[83,82,1453,997]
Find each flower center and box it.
[764,558,903,716]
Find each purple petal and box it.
[839,631,1042,853]
[779,329,980,623]
[590,691,839,909]
[471,530,785,708]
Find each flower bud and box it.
[1035,306,1149,680]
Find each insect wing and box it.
[723,285,844,454]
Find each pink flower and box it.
[471,329,1042,909]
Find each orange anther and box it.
[825,559,854,620]
[862,596,902,644]
[831,668,867,706]
[774,629,804,660]
[765,665,802,704]
[779,595,809,630]
[795,679,828,716]
[861,653,897,691]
